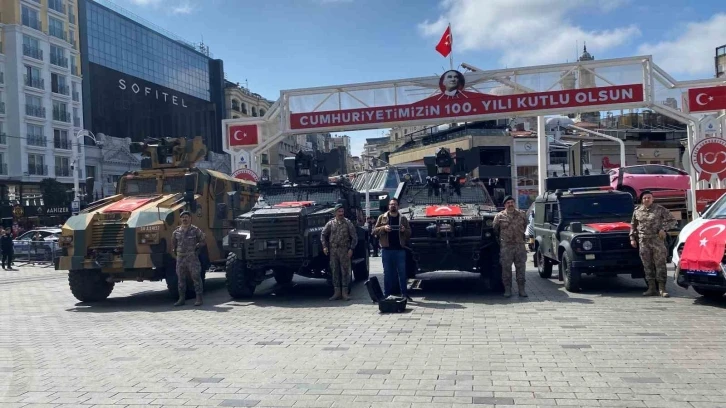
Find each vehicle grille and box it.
[91,222,125,248]
[600,235,632,251]
[409,222,429,236]
[461,222,482,237]
[250,215,300,238]
[246,236,304,260]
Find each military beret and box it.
[334,204,343,211]
[502,195,515,204]
[180,210,192,217]
[640,190,653,197]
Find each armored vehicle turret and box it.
[224,149,369,298]
[56,136,258,302]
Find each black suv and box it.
[533,175,643,292]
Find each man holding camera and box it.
[373,198,412,299]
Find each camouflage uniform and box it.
[321,217,358,292]
[629,204,677,295]
[493,209,528,294]
[172,224,206,299]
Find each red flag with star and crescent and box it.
[435,26,452,58]
[687,86,726,113]
[679,220,726,273]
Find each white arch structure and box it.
[222,55,726,215]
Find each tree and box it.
[40,178,70,207]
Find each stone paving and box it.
[1,256,726,407]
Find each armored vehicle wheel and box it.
[165,260,204,300]
[274,268,295,285]
[561,253,581,292]
[68,269,114,302]
[353,250,370,282]
[226,252,256,298]
[536,246,553,279]
[692,287,726,299]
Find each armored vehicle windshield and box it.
[258,185,344,207]
[401,182,496,208]
[560,193,633,220]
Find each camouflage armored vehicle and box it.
[224,149,369,298]
[56,136,258,302]
[393,147,503,291]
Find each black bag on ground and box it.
[378,297,407,313]
[365,276,384,303]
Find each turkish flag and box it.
[425,205,462,217]
[585,222,631,233]
[104,197,154,213]
[687,86,726,113]
[229,124,259,147]
[679,220,726,274]
[435,26,452,58]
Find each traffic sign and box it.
[71,200,80,214]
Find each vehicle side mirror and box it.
[216,203,228,219]
[571,222,583,233]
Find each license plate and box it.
[265,240,281,249]
[439,224,452,232]
[585,254,595,260]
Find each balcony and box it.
[71,65,79,76]
[51,54,69,68]
[24,76,44,90]
[28,164,48,176]
[72,91,79,102]
[49,27,67,42]
[53,109,71,123]
[53,84,70,96]
[0,102,5,114]
[22,16,42,31]
[69,12,76,25]
[73,117,81,127]
[27,135,47,147]
[25,105,45,119]
[48,0,66,14]
[55,166,71,177]
[23,44,43,60]
[70,38,77,50]
[54,138,71,150]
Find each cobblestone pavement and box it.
[2,256,726,408]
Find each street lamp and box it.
[73,130,103,208]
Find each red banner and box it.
[586,222,631,232]
[274,201,314,208]
[290,84,644,130]
[425,205,462,217]
[104,197,154,213]
[679,220,726,273]
[687,86,726,113]
[229,124,259,147]
[696,189,726,213]
[691,138,726,181]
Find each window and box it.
[24,65,43,89]
[54,129,70,149]
[27,124,46,146]
[49,0,65,14]
[25,95,44,118]
[73,107,80,127]
[623,166,646,175]
[261,153,269,164]
[49,17,66,40]
[260,109,266,116]
[545,203,560,224]
[252,107,258,117]
[21,6,41,31]
[72,82,79,101]
[22,35,42,60]
[55,156,71,177]
[231,99,240,111]
[53,101,70,122]
[50,45,67,67]
[86,166,96,179]
[28,153,46,175]
[51,73,68,95]
[0,152,6,175]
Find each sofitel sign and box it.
[118,79,189,108]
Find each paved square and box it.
[1,256,726,407]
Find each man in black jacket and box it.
[1,229,14,270]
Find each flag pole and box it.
[448,23,453,70]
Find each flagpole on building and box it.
[448,23,453,70]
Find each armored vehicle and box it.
[56,137,258,302]
[533,175,642,292]
[393,147,502,291]
[224,149,370,298]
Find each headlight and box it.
[485,219,493,227]
[582,240,593,251]
[137,232,159,244]
[236,219,251,230]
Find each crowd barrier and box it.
[12,241,58,268]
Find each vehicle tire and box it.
[536,246,553,279]
[353,250,370,282]
[692,287,726,299]
[273,268,295,285]
[68,269,114,302]
[619,186,637,202]
[562,253,581,292]
[225,252,256,298]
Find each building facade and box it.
[0,0,86,205]
[717,44,725,78]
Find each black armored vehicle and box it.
[224,149,369,298]
[533,175,643,292]
[394,147,503,290]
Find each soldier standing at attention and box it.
[171,211,206,306]
[629,190,677,297]
[321,204,358,301]
[493,195,528,298]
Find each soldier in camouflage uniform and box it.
[321,204,358,301]
[629,190,677,297]
[171,211,207,306]
[493,195,528,298]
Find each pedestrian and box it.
[321,204,358,301]
[367,216,379,257]
[629,190,677,297]
[373,198,411,300]
[1,228,14,270]
[171,211,206,306]
[493,195,528,297]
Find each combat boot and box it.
[642,280,658,296]
[517,282,528,297]
[658,281,670,298]
[194,294,203,306]
[174,296,185,306]
[329,287,342,301]
[341,287,350,301]
[503,284,512,298]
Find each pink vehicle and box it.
[608,164,690,202]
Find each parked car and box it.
[608,165,690,202]
[13,228,61,260]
